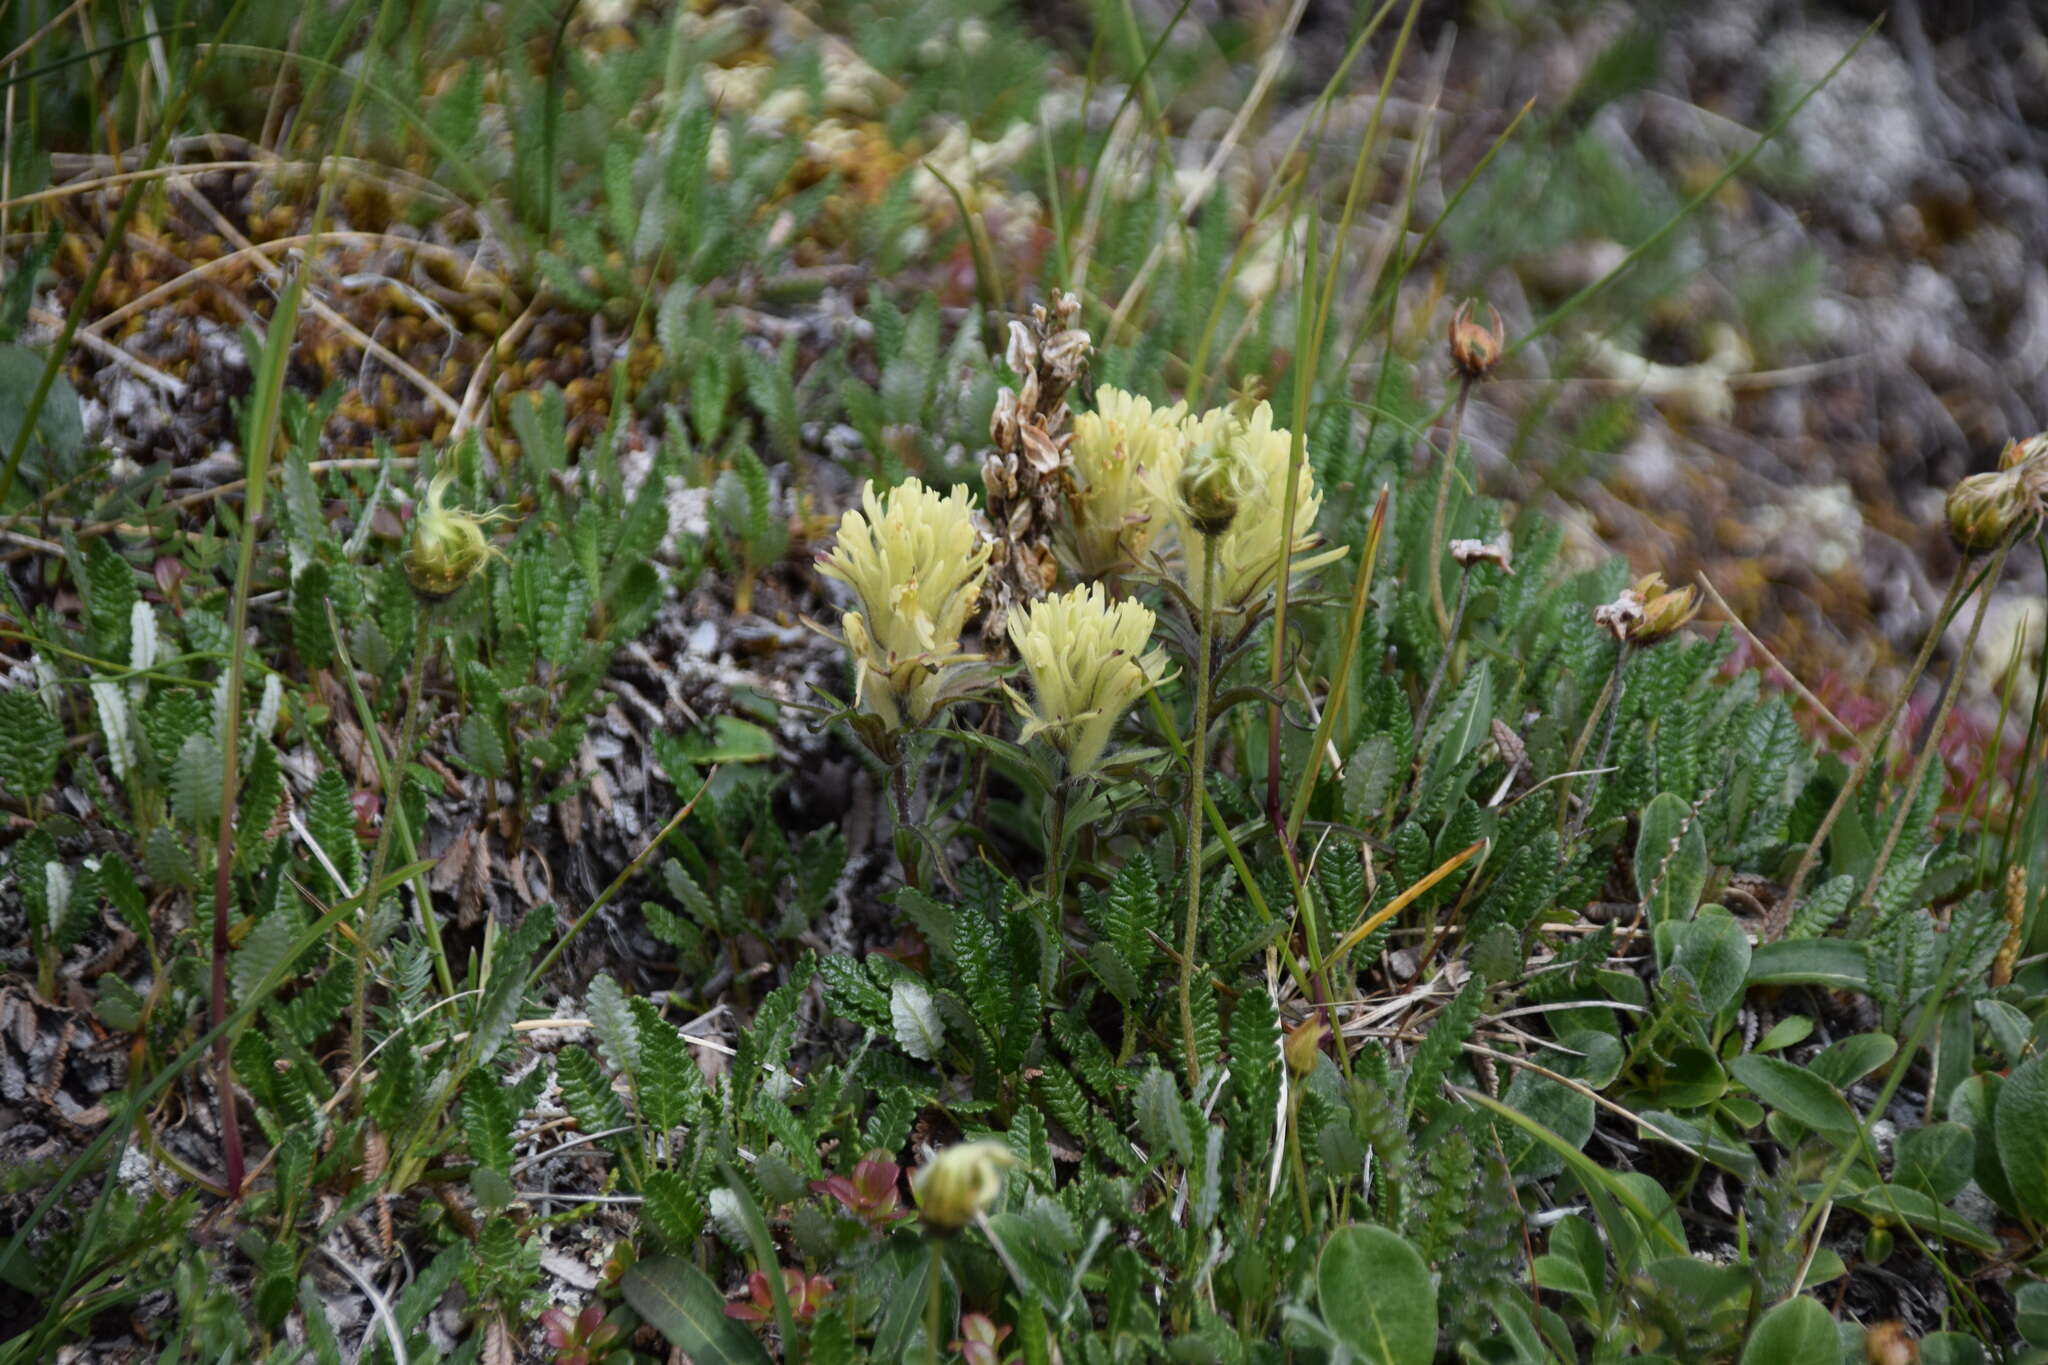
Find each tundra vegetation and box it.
[0,3,2045,1363]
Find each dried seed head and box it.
[1447,300,1506,381]
[1997,431,2048,471]
[1863,1321,1918,1365]
[1592,588,1645,642]
[1449,537,1514,574]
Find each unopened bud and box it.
[406,471,509,601]
[1447,301,1506,381]
[1283,1012,1328,1077]
[1178,433,1247,539]
[1945,470,2021,555]
[912,1141,1016,1234]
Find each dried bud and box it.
[912,1141,1017,1234]
[1631,572,1701,644]
[406,470,510,601]
[1944,469,2022,555]
[1005,319,1037,376]
[1283,1012,1328,1077]
[1447,300,1506,381]
[1998,431,2048,471]
[1449,537,1513,574]
[1592,588,1645,642]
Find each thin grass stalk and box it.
[1770,558,1974,937]
[1179,535,1217,1088]
[1268,209,1320,847]
[1266,0,1422,839]
[207,0,394,1198]
[1285,486,1388,844]
[1848,540,2011,938]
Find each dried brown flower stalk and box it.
[978,292,1091,646]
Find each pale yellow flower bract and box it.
[817,478,991,729]
[1063,386,1188,578]
[1010,584,1170,777]
[1150,400,1347,607]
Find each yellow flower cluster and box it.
[1153,400,1347,608]
[1063,387,1187,578]
[1063,387,1346,609]
[817,478,991,729]
[1010,584,1170,776]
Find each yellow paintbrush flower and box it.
[1152,400,1346,608]
[1009,584,1169,777]
[817,478,991,729]
[1062,386,1188,579]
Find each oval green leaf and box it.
[1318,1224,1436,1365]
[1739,1295,1837,1365]
[1995,1055,2048,1222]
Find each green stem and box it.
[1570,640,1633,844]
[1847,540,2011,938]
[351,607,438,1089]
[1426,376,1476,635]
[926,1237,944,1365]
[1556,639,1628,849]
[1772,558,1973,937]
[1180,534,1217,1090]
[1413,563,1473,748]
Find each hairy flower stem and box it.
[1771,559,1974,938]
[1427,375,1476,636]
[1180,535,1218,1090]
[1847,540,2010,938]
[891,763,925,895]
[1563,641,1632,847]
[1414,563,1475,749]
[352,609,440,1092]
